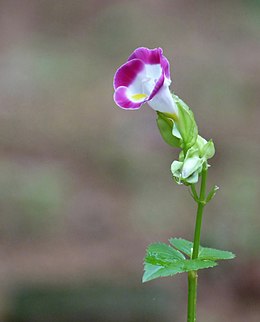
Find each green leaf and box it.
[169,238,236,261]
[169,238,194,257]
[198,247,235,261]
[156,112,181,148]
[174,96,198,150]
[147,243,186,261]
[143,239,235,283]
[143,259,217,282]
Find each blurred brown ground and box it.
[0,0,259,321]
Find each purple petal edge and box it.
[114,86,146,110]
[148,73,165,100]
[113,59,145,90]
[128,47,171,79]
[128,47,162,64]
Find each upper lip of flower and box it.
[113,47,171,110]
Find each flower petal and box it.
[113,59,145,90]
[148,73,164,100]
[128,47,162,64]
[148,82,178,114]
[161,56,171,79]
[182,157,203,179]
[171,160,183,174]
[186,171,199,184]
[128,47,170,79]
[127,62,164,101]
[114,86,145,110]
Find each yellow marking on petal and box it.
[131,93,147,101]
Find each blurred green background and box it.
[0,0,259,321]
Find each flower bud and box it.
[171,146,203,185]
[201,139,215,160]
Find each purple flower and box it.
[113,47,178,115]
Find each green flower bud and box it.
[194,136,215,160]
[206,185,219,203]
[182,156,203,179]
[171,161,183,184]
[201,139,215,159]
[171,146,204,185]
[195,135,207,154]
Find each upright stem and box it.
[187,165,208,322]
[192,166,207,259]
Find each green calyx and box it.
[174,95,198,152]
[156,95,198,153]
[156,112,181,148]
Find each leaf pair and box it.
[143,238,235,283]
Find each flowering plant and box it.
[113,47,235,322]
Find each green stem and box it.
[187,270,197,322]
[187,165,208,322]
[192,166,207,259]
[190,184,199,202]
